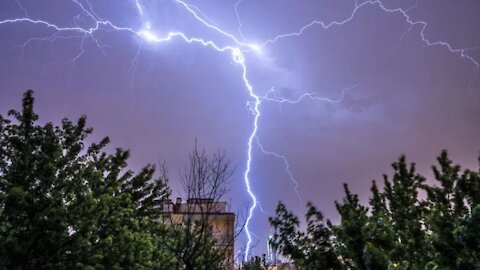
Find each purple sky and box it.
[1,0,480,258]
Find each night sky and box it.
[1,0,480,258]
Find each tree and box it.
[330,183,368,270]
[165,145,239,270]
[382,156,429,269]
[0,90,174,269]
[269,153,480,270]
[424,151,480,269]
[269,202,341,269]
[362,180,394,270]
[241,255,267,270]
[0,90,233,270]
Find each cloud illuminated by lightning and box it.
[0,0,479,261]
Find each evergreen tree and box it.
[331,183,368,270]
[269,153,480,270]
[454,158,480,268]
[424,151,480,269]
[0,90,171,269]
[269,202,341,269]
[363,181,394,270]
[382,156,429,269]
[0,90,228,270]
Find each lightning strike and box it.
[256,137,302,205]
[0,1,262,260]
[234,0,246,41]
[253,83,363,206]
[262,0,479,69]
[262,83,362,105]
[175,0,261,53]
[135,0,144,16]
[0,0,479,262]
[14,0,28,17]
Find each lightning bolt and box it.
[261,0,479,68]
[256,137,302,205]
[1,0,479,262]
[262,83,362,105]
[0,0,262,260]
[254,83,362,207]
[234,0,246,41]
[174,0,260,52]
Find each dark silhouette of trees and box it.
[241,255,267,270]
[270,153,480,269]
[269,202,341,269]
[2,90,479,269]
[0,91,234,270]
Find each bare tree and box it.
[160,142,245,269]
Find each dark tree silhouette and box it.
[0,91,236,270]
[270,152,480,270]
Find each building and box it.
[161,197,235,268]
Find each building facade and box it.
[161,197,235,268]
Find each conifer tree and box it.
[382,156,429,269]
[269,202,341,269]
[363,181,394,270]
[269,153,480,269]
[331,183,368,270]
[0,90,229,270]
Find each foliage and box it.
[242,255,267,270]
[270,153,480,269]
[269,202,340,269]
[0,91,228,270]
